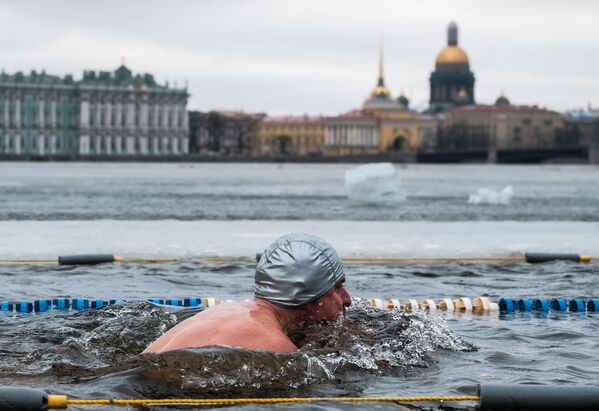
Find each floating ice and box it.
[344,163,406,205]
[468,185,513,205]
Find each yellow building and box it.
[253,115,324,156]
[323,46,436,156]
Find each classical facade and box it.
[254,115,324,156]
[429,22,476,113]
[323,46,436,156]
[0,65,188,156]
[442,94,563,150]
[189,110,265,155]
[324,111,379,156]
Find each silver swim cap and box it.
[254,233,344,307]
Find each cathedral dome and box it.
[436,45,469,65]
[370,83,391,99]
[495,92,510,106]
[397,93,409,108]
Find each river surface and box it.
[0,162,598,410]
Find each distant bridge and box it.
[418,146,589,164]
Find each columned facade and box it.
[0,66,189,156]
[323,114,379,156]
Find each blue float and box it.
[588,299,599,312]
[533,299,549,311]
[72,299,89,310]
[184,298,200,307]
[569,299,586,312]
[550,298,567,311]
[165,299,181,306]
[498,298,515,313]
[1,301,12,312]
[148,298,164,304]
[91,300,106,309]
[34,300,51,312]
[52,298,70,310]
[15,301,33,313]
[516,299,533,311]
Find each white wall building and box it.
[0,65,189,156]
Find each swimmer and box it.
[143,233,351,353]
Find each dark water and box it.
[1,162,599,410]
[2,259,599,410]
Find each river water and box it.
[0,162,598,410]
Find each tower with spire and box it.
[363,39,403,110]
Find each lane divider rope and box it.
[2,296,599,315]
[0,252,596,265]
[62,395,480,406]
[4,384,598,410]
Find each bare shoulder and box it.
[187,302,296,352]
[144,301,297,353]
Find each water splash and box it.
[0,301,475,394]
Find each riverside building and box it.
[254,115,324,156]
[189,110,265,156]
[0,65,188,156]
[563,106,599,164]
[441,93,563,151]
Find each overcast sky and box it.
[1,0,597,115]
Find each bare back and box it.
[143,300,297,353]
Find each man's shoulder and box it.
[189,303,264,327]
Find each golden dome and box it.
[436,45,469,65]
[370,85,391,98]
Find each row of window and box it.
[324,127,377,146]
[0,98,186,129]
[0,93,185,106]
[262,125,322,132]
[0,135,187,154]
[86,136,187,154]
[88,104,185,128]
[266,135,320,148]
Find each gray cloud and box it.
[1,0,597,114]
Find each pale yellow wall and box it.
[363,107,424,151]
[378,123,419,151]
[255,120,324,155]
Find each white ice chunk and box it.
[345,163,406,205]
[468,185,514,205]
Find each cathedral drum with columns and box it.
[429,22,476,113]
[0,65,188,157]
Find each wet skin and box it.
[143,277,351,354]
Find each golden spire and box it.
[378,35,384,82]
[369,35,391,98]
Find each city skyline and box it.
[1,0,598,115]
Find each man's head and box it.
[254,233,351,319]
